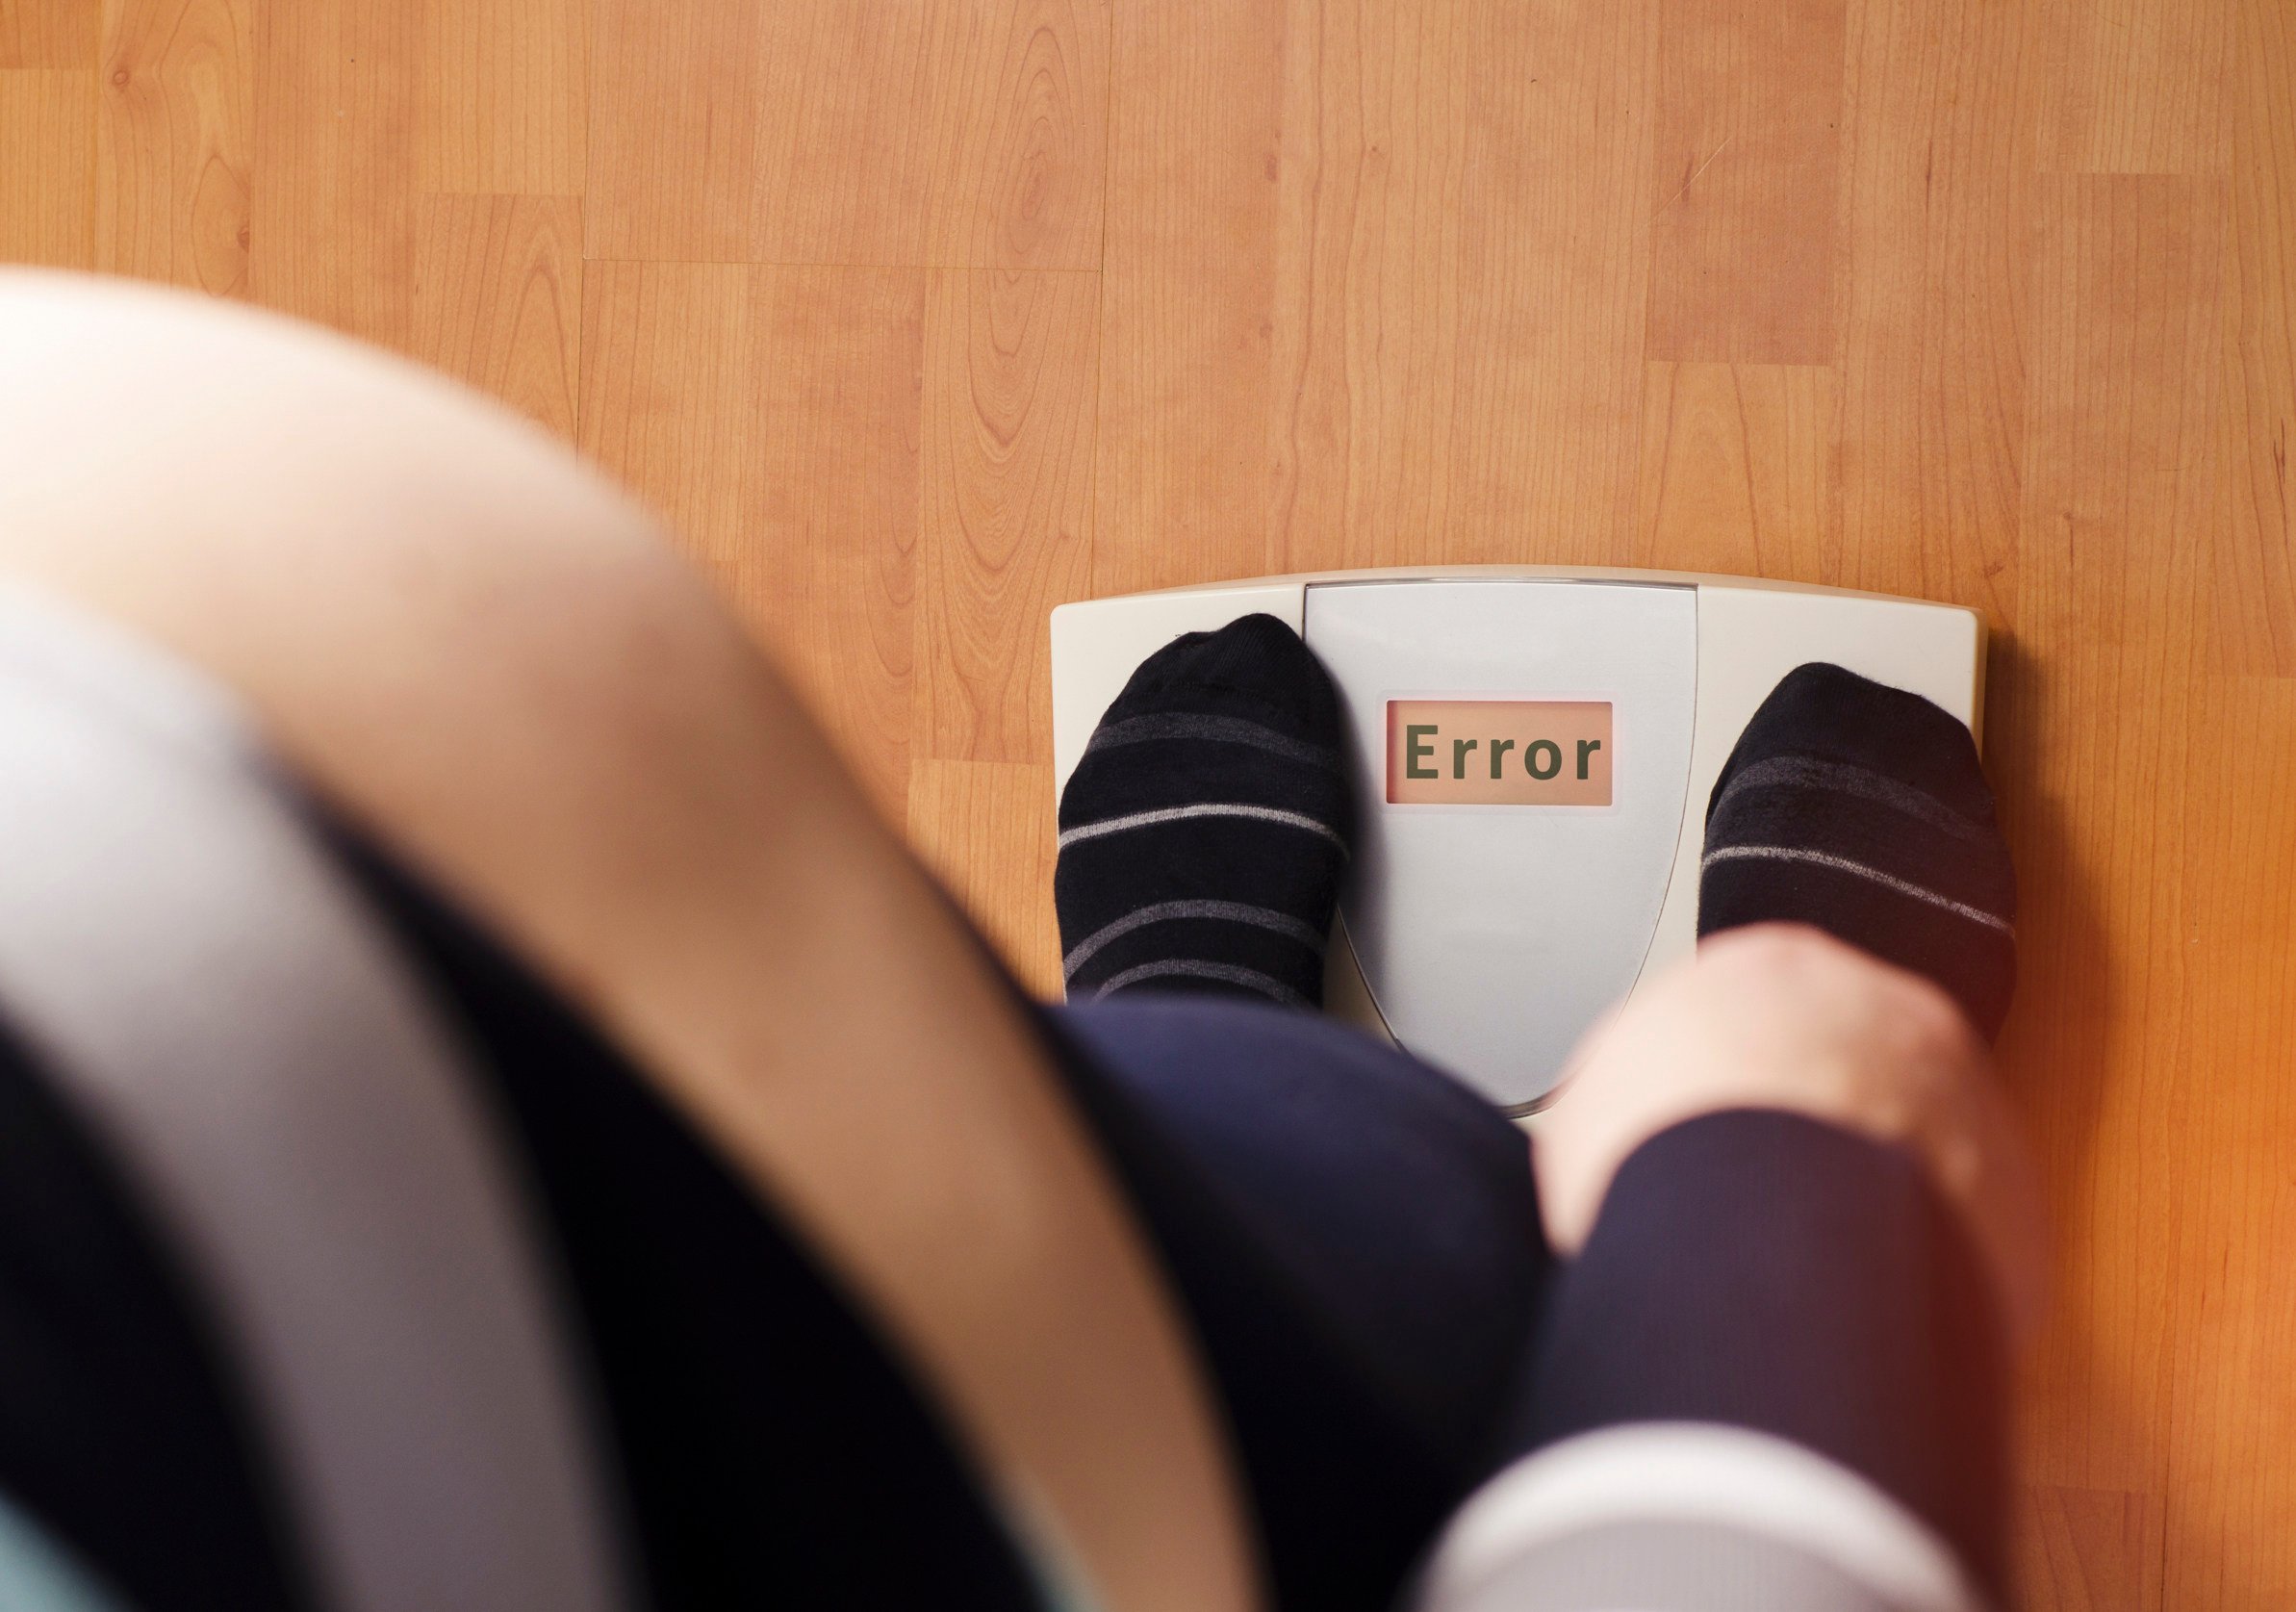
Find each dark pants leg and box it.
[1503,1111,2012,1599]
[1043,999,1553,1612]
[1045,1000,2010,1611]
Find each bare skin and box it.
[0,271,1261,1612]
[1534,924,2047,1343]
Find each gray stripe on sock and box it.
[1702,844,2014,934]
[1063,900,1326,981]
[1713,755,1994,846]
[1090,959,1311,1008]
[1085,711,1341,771]
[1058,802,1347,854]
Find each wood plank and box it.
[578,261,926,817]
[1632,360,1837,580]
[1430,0,1657,566]
[737,265,927,817]
[2035,0,2231,176]
[573,258,754,557]
[2021,1484,2159,1612]
[1092,0,1284,590]
[0,67,94,266]
[1261,0,1471,570]
[922,0,1108,271]
[0,0,94,66]
[419,0,584,195]
[587,0,1107,269]
[1645,0,1846,365]
[919,267,1098,764]
[95,0,251,294]
[2158,676,2296,1605]
[1832,0,2032,614]
[2214,0,2296,674]
[906,758,1061,997]
[582,0,756,262]
[1262,0,1660,572]
[589,0,1106,269]
[413,194,581,439]
[2011,174,2220,1534]
[246,0,420,350]
[586,0,935,266]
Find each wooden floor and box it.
[5,0,2293,1601]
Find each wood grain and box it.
[0,68,93,266]
[2216,0,2296,676]
[733,265,927,820]
[573,258,755,560]
[96,0,250,294]
[1429,0,1658,566]
[0,0,93,66]
[9,0,2296,1600]
[922,0,1109,272]
[577,260,927,818]
[419,0,584,196]
[1093,0,1285,590]
[1831,0,2032,614]
[920,266,1099,763]
[1646,0,1846,365]
[588,0,1106,269]
[907,758,1061,994]
[1263,0,1660,572]
[1633,361,1836,580]
[586,0,934,266]
[1260,0,1472,570]
[2023,1484,2159,1612]
[2008,170,2223,1606]
[246,0,418,349]
[2157,677,2296,1605]
[2036,0,2230,176]
[413,193,580,438]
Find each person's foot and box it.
[1698,662,2017,1039]
[1056,615,1353,1008]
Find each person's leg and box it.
[1048,998,1551,1612]
[1416,667,2038,1612]
[1055,928,2027,1612]
[1515,1104,2011,1600]
[0,270,1253,1612]
[1047,613,1574,1609]
[1417,933,2027,1612]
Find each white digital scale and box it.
[1050,570,1986,1112]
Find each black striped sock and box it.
[1057,615,1354,1009]
[1699,662,2019,1040]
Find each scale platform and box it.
[1050,569,1987,1112]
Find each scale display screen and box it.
[1386,699,1614,806]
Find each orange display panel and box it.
[1385,700,1614,806]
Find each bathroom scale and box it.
[1050,570,1986,1112]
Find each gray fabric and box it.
[1427,1519,1912,1612]
[0,1494,126,1612]
[1062,899,1326,980]
[0,588,635,1612]
[1091,959,1311,1008]
[1058,801,1348,853]
[1710,754,1993,847]
[1084,711,1341,771]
